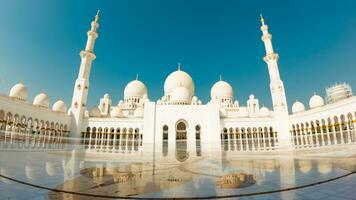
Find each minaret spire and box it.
[260,13,265,25]
[95,10,100,22]
[70,11,101,137]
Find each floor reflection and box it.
[1,131,356,199]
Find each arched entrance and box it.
[176,121,187,140]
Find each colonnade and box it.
[221,127,277,151]
[0,110,69,138]
[291,113,356,148]
[82,127,143,153]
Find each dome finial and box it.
[136,73,139,80]
[219,74,222,81]
[260,13,265,25]
[95,10,100,22]
[177,62,181,71]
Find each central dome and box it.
[170,86,191,103]
[164,70,194,97]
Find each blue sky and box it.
[0,0,355,109]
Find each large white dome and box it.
[124,80,147,98]
[309,94,325,109]
[9,82,28,101]
[210,80,234,100]
[33,93,49,108]
[292,101,305,113]
[170,86,191,103]
[52,100,67,113]
[164,70,194,97]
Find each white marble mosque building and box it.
[1,12,356,155]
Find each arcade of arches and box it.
[82,127,143,152]
[291,113,356,148]
[0,110,69,138]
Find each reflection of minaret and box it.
[260,15,291,147]
[70,11,100,136]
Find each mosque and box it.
[1,12,355,155]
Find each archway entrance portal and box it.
[176,121,187,140]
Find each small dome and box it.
[164,70,194,97]
[33,93,49,108]
[134,107,144,117]
[249,94,255,99]
[9,82,28,101]
[124,80,148,98]
[309,94,325,109]
[238,107,249,117]
[259,106,270,117]
[52,100,67,113]
[111,107,123,118]
[103,93,109,98]
[170,86,191,103]
[210,81,234,100]
[192,96,198,102]
[89,106,101,117]
[292,101,305,113]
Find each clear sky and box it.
[0,0,355,109]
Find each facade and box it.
[1,13,356,155]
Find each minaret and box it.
[70,11,100,137]
[260,15,291,148]
[260,14,288,114]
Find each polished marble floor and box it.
[1,134,356,199]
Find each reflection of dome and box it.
[111,107,123,118]
[238,107,249,117]
[317,160,332,174]
[259,106,270,117]
[33,93,49,108]
[309,94,325,109]
[9,82,28,101]
[124,80,148,98]
[170,86,191,103]
[164,70,194,97]
[134,107,144,117]
[89,106,101,117]
[210,81,234,99]
[292,101,305,113]
[52,100,67,113]
[46,162,56,176]
[298,160,312,173]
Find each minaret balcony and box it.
[263,53,279,63]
